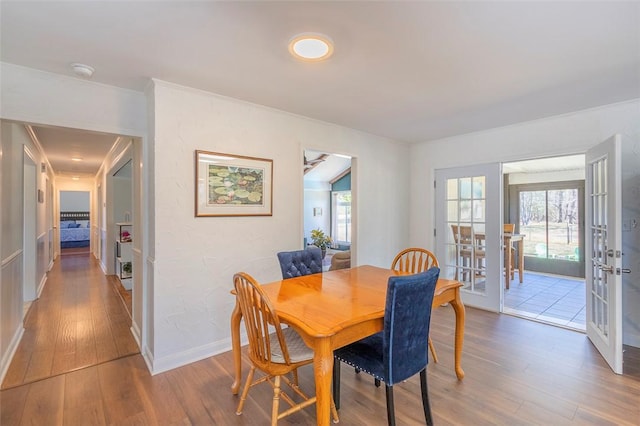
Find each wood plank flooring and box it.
[1,253,138,390]
[2,300,640,425]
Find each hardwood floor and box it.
[1,253,138,390]
[2,297,639,425]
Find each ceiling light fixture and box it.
[71,176,80,181]
[288,33,334,62]
[70,63,95,78]
[71,156,83,162]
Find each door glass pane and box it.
[445,177,486,294]
[460,200,471,221]
[447,200,458,222]
[589,157,608,335]
[460,178,471,199]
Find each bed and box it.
[60,211,90,248]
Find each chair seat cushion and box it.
[334,332,386,382]
[270,327,314,364]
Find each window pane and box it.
[547,189,579,261]
[520,190,547,257]
[333,191,351,243]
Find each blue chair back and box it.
[384,267,439,384]
[277,248,323,279]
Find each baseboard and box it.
[624,334,640,349]
[0,326,24,385]
[149,338,235,375]
[37,274,47,298]
[130,322,142,349]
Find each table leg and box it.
[449,290,466,380]
[230,300,242,394]
[518,240,524,283]
[313,338,333,426]
[505,239,512,290]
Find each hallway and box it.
[1,253,138,389]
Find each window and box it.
[332,191,351,244]
[519,189,580,261]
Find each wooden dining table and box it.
[229,265,465,426]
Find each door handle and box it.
[619,268,631,274]
[599,265,614,273]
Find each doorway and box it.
[59,190,91,255]
[23,149,37,307]
[303,150,352,270]
[503,155,586,331]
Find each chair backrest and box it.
[277,248,323,279]
[233,272,291,369]
[451,224,474,245]
[329,250,351,271]
[383,267,439,385]
[391,248,438,273]
[504,223,515,233]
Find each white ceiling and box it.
[2,1,638,176]
[304,150,351,183]
[31,126,119,178]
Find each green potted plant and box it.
[310,228,332,258]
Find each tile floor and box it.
[503,271,586,331]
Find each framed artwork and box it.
[195,150,273,217]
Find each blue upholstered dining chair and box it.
[332,267,440,426]
[276,247,323,279]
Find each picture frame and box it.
[195,150,273,217]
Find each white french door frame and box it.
[435,162,503,312]
[585,134,623,374]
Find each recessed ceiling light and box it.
[71,157,83,162]
[70,63,95,78]
[288,33,334,61]
[71,176,80,181]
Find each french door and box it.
[585,135,623,374]
[435,163,502,312]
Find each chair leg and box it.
[332,358,341,410]
[236,366,255,415]
[271,375,281,426]
[428,337,438,363]
[420,369,434,426]
[385,385,396,426]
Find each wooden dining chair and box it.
[233,272,338,425]
[333,267,440,426]
[504,223,516,281]
[391,248,439,364]
[451,224,485,281]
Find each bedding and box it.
[60,211,90,248]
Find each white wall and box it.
[304,189,331,244]
[149,80,410,372]
[60,190,90,212]
[410,99,640,347]
[0,121,55,382]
